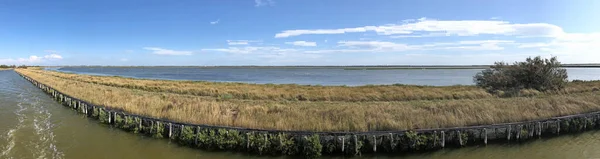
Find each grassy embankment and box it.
[16,68,600,132]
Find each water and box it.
[0,70,265,159]
[54,67,600,86]
[3,69,600,159]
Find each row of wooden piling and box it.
[17,72,600,158]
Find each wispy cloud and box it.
[226,40,261,45]
[120,58,129,62]
[144,47,193,55]
[210,19,220,25]
[275,17,564,38]
[255,0,274,7]
[203,46,296,54]
[285,41,317,47]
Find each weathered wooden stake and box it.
[584,118,588,130]
[517,125,523,141]
[341,136,345,152]
[483,128,487,145]
[441,131,445,148]
[457,130,463,146]
[389,133,393,149]
[353,135,358,154]
[557,120,560,135]
[169,123,173,138]
[247,133,251,149]
[433,131,438,147]
[373,135,377,152]
[507,125,512,141]
[537,122,542,137]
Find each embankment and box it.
[14,70,600,158]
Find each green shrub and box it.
[303,134,322,158]
[92,107,99,118]
[474,56,568,93]
[179,126,195,146]
[152,122,164,138]
[99,109,109,124]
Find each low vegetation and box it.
[475,56,568,94]
[25,67,600,103]
[15,65,600,131]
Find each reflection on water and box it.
[2,69,600,158]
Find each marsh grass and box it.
[33,69,493,102]
[16,69,600,132]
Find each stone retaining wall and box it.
[16,71,600,158]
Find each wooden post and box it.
[538,122,542,137]
[353,135,358,154]
[389,133,393,149]
[247,133,251,149]
[584,117,588,130]
[341,136,345,152]
[441,131,445,148]
[373,135,377,152]
[507,125,511,141]
[169,123,173,138]
[433,131,438,147]
[483,128,487,145]
[457,130,463,146]
[557,120,560,135]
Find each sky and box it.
[0,0,599,66]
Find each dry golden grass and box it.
[31,69,495,101]
[16,68,600,132]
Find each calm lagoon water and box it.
[2,69,600,159]
[53,67,600,86]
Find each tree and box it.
[474,56,568,93]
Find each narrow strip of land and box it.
[15,68,600,132]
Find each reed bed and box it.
[16,68,600,132]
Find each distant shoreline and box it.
[43,64,600,70]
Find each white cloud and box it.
[275,17,564,38]
[0,53,64,64]
[210,19,220,25]
[144,47,193,55]
[226,40,261,45]
[44,54,63,59]
[120,58,129,62]
[305,40,514,54]
[285,41,317,47]
[203,46,297,54]
[255,0,274,7]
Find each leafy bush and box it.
[474,56,568,93]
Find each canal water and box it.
[2,69,600,159]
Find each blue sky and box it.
[1,0,599,66]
